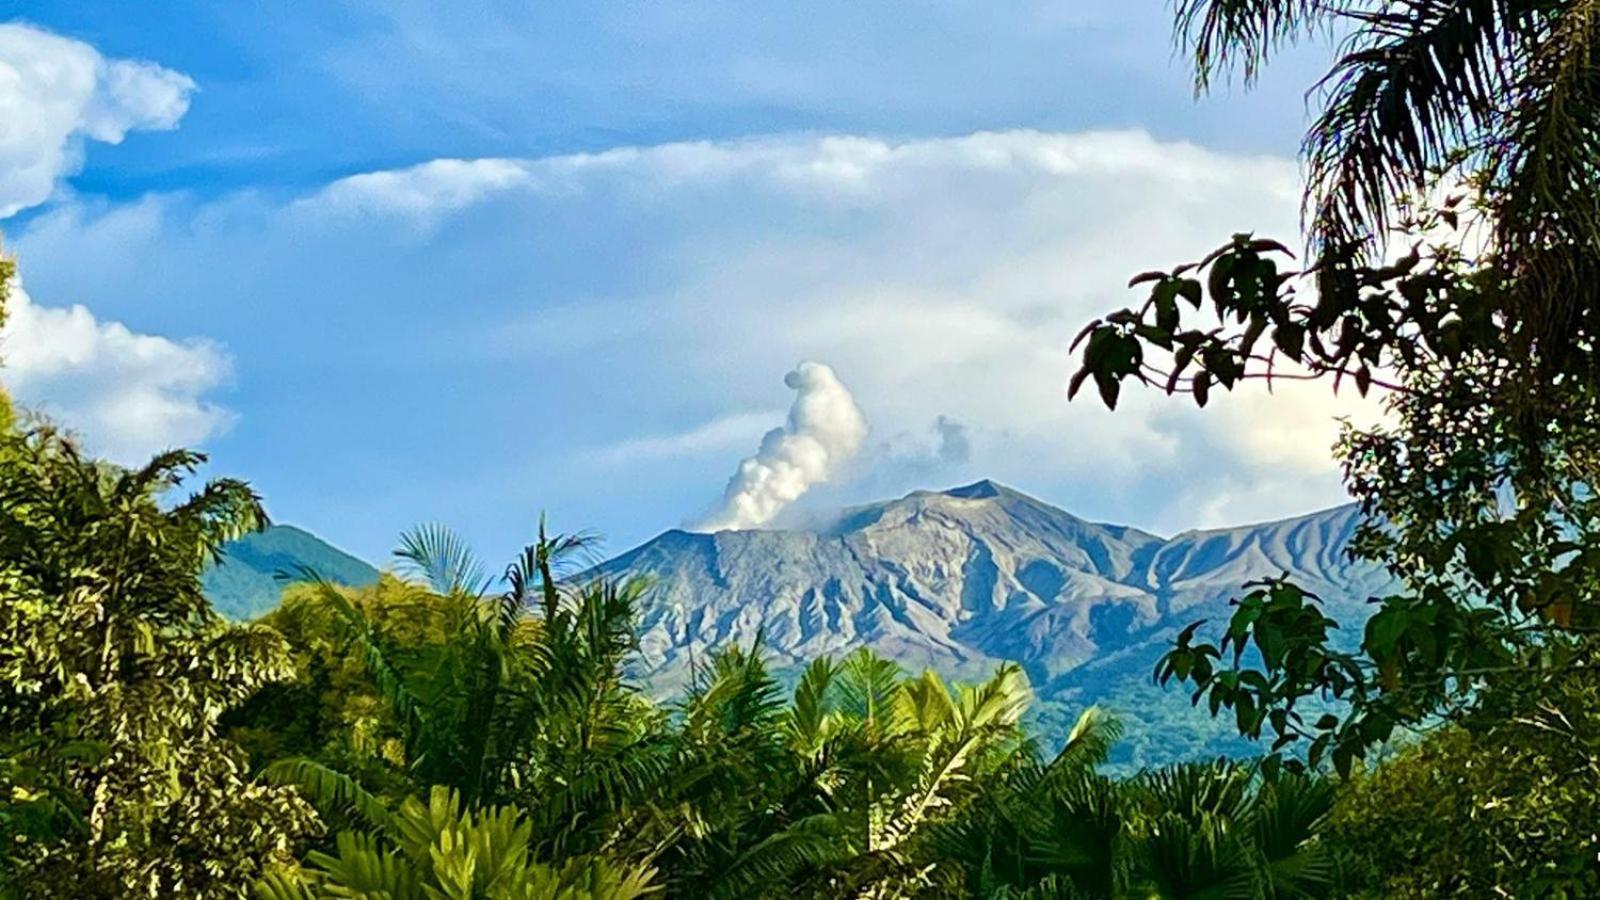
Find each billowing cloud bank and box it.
[0,24,231,464]
[0,24,194,217]
[697,361,868,531]
[13,128,1387,550]
[1,281,233,462]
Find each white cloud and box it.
[306,158,531,222]
[1212,376,1389,474]
[1149,376,1392,529]
[0,25,223,463]
[297,130,1292,215]
[0,280,233,463]
[0,23,195,217]
[596,410,781,464]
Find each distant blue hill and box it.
[202,525,379,620]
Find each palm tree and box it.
[1128,761,1338,898]
[675,649,1037,898]
[0,427,318,895]
[255,786,656,900]
[920,707,1127,897]
[925,749,1339,899]
[638,640,811,896]
[252,529,1343,899]
[1176,0,1600,376]
[265,522,674,857]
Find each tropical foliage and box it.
[0,420,318,895]
[0,396,1351,900]
[255,786,657,900]
[1329,676,1600,897]
[237,524,1346,899]
[7,0,1600,895]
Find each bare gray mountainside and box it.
[596,481,1395,763]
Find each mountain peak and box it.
[820,479,1061,537]
[203,524,379,620]
[942,479,1006,499]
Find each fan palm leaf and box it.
[1251,772,1338,898]
[1133,812,1262,900]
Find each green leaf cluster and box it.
[0,425,319,897]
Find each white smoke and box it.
[697,361,868,531]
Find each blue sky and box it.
[0,3,1376,566]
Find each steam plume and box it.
[697,361,868,531]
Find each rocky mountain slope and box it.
[596,480,1394,764]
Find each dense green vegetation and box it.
[0,406,1352,896]
[0,406,319,895]
[0,396,1581,896]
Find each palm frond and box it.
[709,812,857,900]
[168,477,270,564]
[786,656,842,755]
[836,649,908,739]
[395,523,490,596]
[683,639,786,741]
[1133,760,1258,827]
[262,757,395,834]
[898,669,957,737]
[1305,0,1511,251]
[527,514,601,621]
[1491,0,1600,355]
[1047,706,1124,774]
[1252,772,1339,897]
[252,867,317,900]
[1132,812,1261,900]
[1031,772,1126,898]
[529,736,679,858]
[306,830,422,896]
[952,663,1031,733]
[115,447,202,499]
[546,853,660,900]
[1176,0,1350,90]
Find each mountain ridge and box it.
[593,480,1388,764]
[202,481,1386,765]
[598,480,1382,690]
